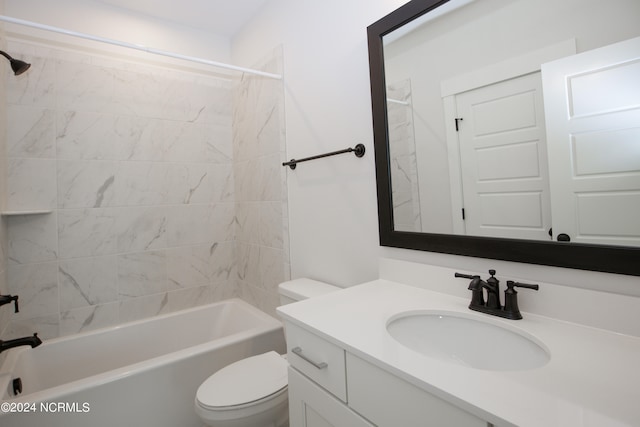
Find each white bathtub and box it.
[0,298,285,427]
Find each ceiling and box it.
[97,0,270,36]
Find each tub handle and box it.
[291,347,328,370]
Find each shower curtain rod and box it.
[0,15,282,79]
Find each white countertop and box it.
[277,280,640,427]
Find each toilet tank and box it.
[278,278,340,305]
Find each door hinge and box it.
[455,117,464,131]
[462,208,466,220]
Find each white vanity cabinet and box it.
[279,279,640,427]
[285,321,490,427]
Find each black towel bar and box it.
[282,144,365,169]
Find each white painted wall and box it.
[233,0,640,299]
[3,0,230,67]
[232,0,409,287]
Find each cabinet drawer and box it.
[286,322,347,402]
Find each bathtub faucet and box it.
[0,333,42,354]
[0,294,19,313]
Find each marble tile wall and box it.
[387,80,422,232]
[2,39,242,339]
[232,46,290,318]
[0,27,9,341]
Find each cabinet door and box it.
[347,354,488,427]
[288,368,373,427]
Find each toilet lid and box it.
[196,351,288,409]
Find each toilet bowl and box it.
[195,351,289,427]
[195,279,340,427]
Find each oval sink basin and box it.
[386,311,550,371]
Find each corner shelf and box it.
[1,210,53,216]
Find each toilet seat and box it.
[196,351,288,411]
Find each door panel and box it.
[476,141,542,180]
[568,60,640,117]
[576,192,640,242]
[572,128,640,176]
[478,192,544,228]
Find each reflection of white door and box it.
[542,36,640,246]
[455,72,552,240]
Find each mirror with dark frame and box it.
[367,0,640,276]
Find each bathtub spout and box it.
[0,333,42,354]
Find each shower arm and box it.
[0,15,282,80]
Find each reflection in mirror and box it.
[387,79,422,232]
[367,0,640,276]
[381,0,640,245]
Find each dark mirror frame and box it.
[367,0,640,276]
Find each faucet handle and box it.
[503,281,539,320]
[507,281,539,291]
[454,272,477,280]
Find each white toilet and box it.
[195,278,340,427]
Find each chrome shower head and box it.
[0,50,31,76]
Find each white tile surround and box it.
[233,47,290,317]
[0,15,9,339]
[387,79,421,233]
[1,38,288,339]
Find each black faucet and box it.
[455,270,539,320]
[0,333,42,354]
[482,269,501,310]
[0,294,19,313]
